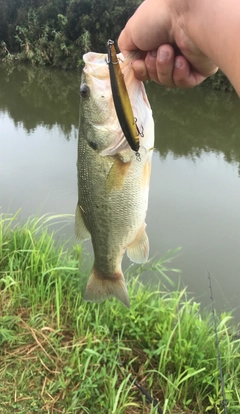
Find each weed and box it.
[0,212,239,413]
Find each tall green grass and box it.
[0,212,239,413]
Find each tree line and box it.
[0,0,233,91]
[0,0,141,69]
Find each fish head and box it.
[79,51,154,156]
[80,52,122,153]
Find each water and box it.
[1,64,240,320]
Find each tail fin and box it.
[83,267,130,308]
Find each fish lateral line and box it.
[107,39,141,153]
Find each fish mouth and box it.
[83,52,109,80]
[81,51,154,154]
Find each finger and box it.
[118,1,170,56]
[131,59,150,82]
[132,45,176,86]
[118,23,138,57]
[173,55,218,88]
[153,44,176,87]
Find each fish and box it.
[75,47,154,308]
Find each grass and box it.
[0,212,240,414]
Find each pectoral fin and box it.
[75,204,91,241]
[127,225,149,263]
[106,157,131,192]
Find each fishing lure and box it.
[107,39,142,156]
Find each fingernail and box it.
[159,48,169,61]
[150,49,157,57]
[175,57,183,69]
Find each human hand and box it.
[118,0,218,88]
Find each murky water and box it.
[1,65,240,320]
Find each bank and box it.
[0,213,239,413]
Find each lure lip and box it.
[107,39,142,154]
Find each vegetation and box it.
[0,0,233,91]
[0,0,141,70]
[0,211,240,413]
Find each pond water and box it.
[1,65,240,321]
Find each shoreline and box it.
[0,54,234,93]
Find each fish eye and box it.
[80,84,90,98]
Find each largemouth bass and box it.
[75,49,154,308]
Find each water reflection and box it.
[1,64,240,166]
[0,64,240,319]
[0,64,79,136]
[148,83,240,171]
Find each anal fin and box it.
[75,204,91,241]
[127,224,149,264]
